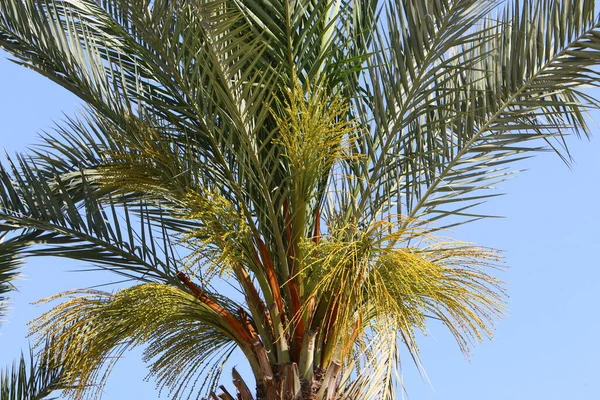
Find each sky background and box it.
[1,20,600,400]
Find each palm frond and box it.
[339,328,402,400]
[0,238,23,320]
[343,0,600,232]
[0,343,65,400]
[0,0,280,203]
[28,113,202,236]
[0,153,177,283]
[233,0,376,86]
[297,220,504,371]
[30,284,239,400]
[0,0,125,117]
[400,0,600,228]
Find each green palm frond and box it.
[0,0,290,252]
[345,0,600,232]
[0,239,23,320]
[29,114,202,235]
[403,0,600,227]
[336,0,500,225]
[0,0,278,161]
[233,0,377,86]
[0,343,66,400]
[0,153,177,283]
[30,284,238,400]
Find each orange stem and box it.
[238,267,274,336]
[257,238,285,316]
[177,272,253,344]
[238,308,260,343]
[289,280,305,362]
[313,207,321,244]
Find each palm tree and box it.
[1,0,600,398]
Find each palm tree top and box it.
[1,0,600,399]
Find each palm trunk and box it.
[206,363,339,400]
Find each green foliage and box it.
[0,343,66,400]
[0,0,600,398]
[0,240,23,320]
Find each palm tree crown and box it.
[1,0,600,399]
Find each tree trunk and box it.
[206,362,340,400]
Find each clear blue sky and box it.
[1,35,600,400]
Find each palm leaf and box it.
[0,343,66,400]
[401,0,600,228]
[0,153,177,283]
[341,0,600,232]
[339,329,402,400]
[29,284,238,400]
[0,238,23,321]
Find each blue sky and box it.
[1,34,600,400]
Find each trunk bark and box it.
[206,363,339,400]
